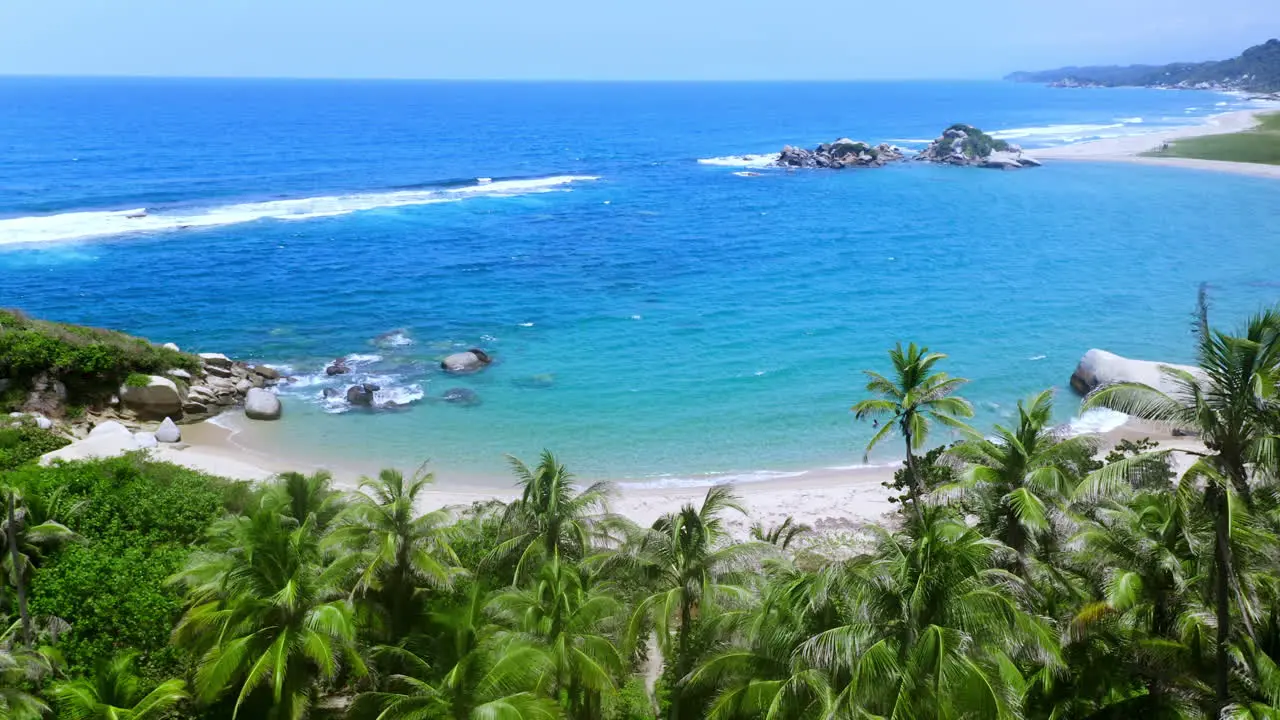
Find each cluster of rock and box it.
[776,139,906,169]
[139,352,284,422]
[914,124,1042,169]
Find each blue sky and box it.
[1,0,1276,80]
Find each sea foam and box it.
[0,175,599,246]
[696,153,781,168]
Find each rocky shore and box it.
[776,139,906,169]
[771,125,1040,171]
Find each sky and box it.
[1,0,1276,81]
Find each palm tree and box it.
[171,504,364,719]
[748,517,810,550]
[1,482,77,645]
[490,554,625,720]
[628,486,760,720]
[852,342,975,520]
[802,508,1062,719]
[49,651,188,720]
[263,470,345,533]
[490,451,621,583]
[327,468,462,640]
[948,389,1097,575]
[0,623,52,720]
[1083,307,1280,713]
[352,586,560,720]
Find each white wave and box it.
[1216,101,1229,106]
[886,138,934,144]
[0,175,599,246]
[1115,116,1143,123]
[696,153,780,168]
[374,331,414,347]
[1028,354,1047,361]
[375,384,425,407]
[618,469,807,490]
[989,123,1125,141]
[1068,408,1130,435]
[341,353,382,364]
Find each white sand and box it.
[1032,109,1280,178]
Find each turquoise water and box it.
[2,79,1279,483]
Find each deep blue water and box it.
[2,78,1279,483]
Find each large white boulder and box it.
[119,375,184,419]
[199,352,233,368]
[155,417,182,443]
[133,432,158,449]
[441,349,492,374]
[244,388,282,421]
[89,420,133,438]
[1070,349,1203,397]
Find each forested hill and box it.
[1005,38,1280,92]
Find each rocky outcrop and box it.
[915,124,1041,169]
[346,384,379,407]
[442,349,493,374]
[1070,349,1204,397]
[244,388,282,421]
[325,359,351,376]
[120,376,184,419]
[776,139,906,169]
[21,373,67,418]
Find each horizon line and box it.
[0,72,1011,84]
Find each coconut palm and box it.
[49,651,188,720]
[628,486,761,720]
[171,504,364,719]
[748,517,810,550]
[489,451,621,583]
[263,470,345,533]
[489,554,625,720]
[327,468,462,640]
[1083,307,1280,712]
[0,623,52,720]
[852,342,975,519]
[802,507,1061,719]
[948,389,1098,575]
[1,482,77,645]
[352,586,560,720]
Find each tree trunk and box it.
[1213,487,1231,714]
[901,428,925,526]
[6,492,31,646]
[669,597,694,720]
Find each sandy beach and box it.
[1033,108,1280,178]
[40,412,1204,543]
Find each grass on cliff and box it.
[1142,112,1280,165]
[0,309,200,408]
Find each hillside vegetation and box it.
[1007,38,1280,92]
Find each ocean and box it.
[2,78,1279,485]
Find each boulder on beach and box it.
[442,387,481,406]
[120,375,184,419]
[1070,349,1204,397]
[441,349,492,374]
[244,388,282,420]
[346,384,378,407]
[90,420,132,438]
[199,352,233,369]
[134,432,158,449]
[155,417,182,443]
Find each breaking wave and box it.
[696,153,781,168]
[0,175,599,246]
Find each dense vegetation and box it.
[1144,112,1280,165]
[1006,38,1280,92]
[937,124,1010,159]
[0,309,198,411]
[6,302,1280,719]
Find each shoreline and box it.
[73,412,1203,541]
[1033,109,1280,178]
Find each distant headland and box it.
[1006,38,1280,95]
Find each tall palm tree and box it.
[263,470,345,533]
[171,505,364,719]
[802,508,1062,719]
[628,486,760,720]
[49,651,188,720]
[1,482,77,645]
[490,554,625,720]
[352,586,560,720]
[1083,307,1280,713]
[852,342,975,519]
[490,451,621,583]
[948,389,1098,575]
[327,468,462,640]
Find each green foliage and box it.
[1143,113,1280,165]
[945,123,1011,157]
[0,309,199,406]
[0,421,69,472]
[607,677,654,720]
[123,373,152,388]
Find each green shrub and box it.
[124,372,152,388]
[0,419,70,471]
[608,677,656,720]
[944,124,1011,157]
[0,309,200,406]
